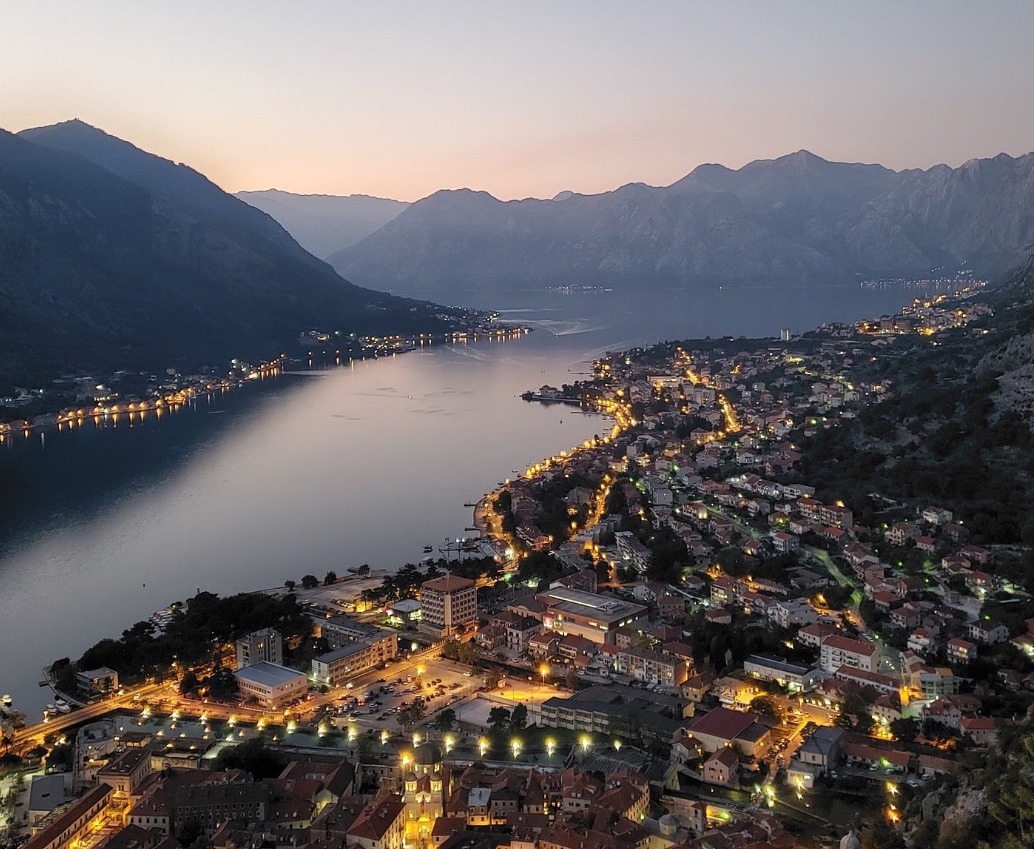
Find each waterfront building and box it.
[235,628,283,670]
[234,661,307,707]
[75,667,119,699]
[419,574,478,639]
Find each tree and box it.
[324,571,338,586]
[301,574,319,589]
[890,718,919,746]
[357,564,371,577]
[435,709,456,731]
[749,695,781,722]
[488,706,511,730]
[398,697,426,730]
[509,703,528,731]
[179,670,199,695]
[284,579,296,592]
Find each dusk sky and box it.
[3,1,1033,201]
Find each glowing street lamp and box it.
[580,735,591,752]
[413,732,421,747]
[479,738,489,757]
[613,739,622,752]
[444,735,454,754]
[511,739,522,759]
[546,739,556,757]
[381,729,390,745]
[539,665,549,685]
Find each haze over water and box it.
[0,285,954,715]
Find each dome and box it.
[839,830,861,849]
[658,814,678,837]
[414,741,443,766]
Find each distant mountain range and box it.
[235,189,407,259]
[291,150,1034,296]
[0,120,443,388]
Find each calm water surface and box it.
[0,285,953,713]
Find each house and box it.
[960,716,999,748]
[701,747,739,787]
[682,707,772,758]
[946,637,977,663]
[968,621,1009,645]
[797,726,845,775]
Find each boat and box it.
[1,694,12,706]
[423,545,434,554]
[54,698,71,713]
[45,704,57,715]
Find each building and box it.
[615,647,688,687]
[385,599,422,626]
[819,634,880,674]
[347,790,407,849]
[539,683,691,742]
[76,667,119,698]
[319,615,389,649]
[234,661,308,708]
[535,587,647,645]
[27,775,71,826]
[23,785,111,849]
[683,707,772,758]
[797,726,845,775]
[420,574,478,639]
[743,655,821,692]
[312,633,398,685]
[235,628,283,670]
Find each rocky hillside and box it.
[329,150,1034,295]
[0,121,442,388]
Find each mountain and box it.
[0,121,442,388]
[235,189,407,259]
[328,150,1034,295]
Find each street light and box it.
[580,734,591,752]
[546,739,556,757]
[511,739,521,759]
[479,738,489,757]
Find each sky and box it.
[2,1,1033,202]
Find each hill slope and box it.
[235,189,407,258]
[0,121,440,388]
[329,151,1034,295]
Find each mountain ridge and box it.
[235,188,408,258]
[0,121,443,389]
[320,149,1034,295]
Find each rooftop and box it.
[422,574,477,593]
[234,661,306,687]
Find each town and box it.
[3,283,1031,849]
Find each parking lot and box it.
[327,658,481,734]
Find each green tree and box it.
[890,718,918,746]
[488,706,511,730]
[324,571,338,585]
[284,579,296,592]
[398,697,426,730]
[509,703,528,731]
[301,574,319,589]
[435,708,456,731]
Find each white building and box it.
[819,635,880,674]
[235,628,283,670]
[419,574,478,638]
[234,661,307,708]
